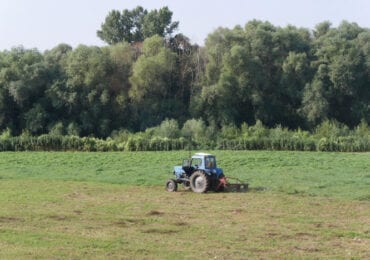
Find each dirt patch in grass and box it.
[295,232,314,237]
[147,210,164,216]
[141,228,179,234]
[113,218,145,227]
[0,216,23,223]
[173,221,189,226]
[113,221,128,227]
[230,208,245,214]
[64,192,91,200]
[294,246,320,253]
[48,215,70,221]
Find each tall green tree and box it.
[303,21,370,127]
[97,6,178,45]
[129,35,179,129]
[168,34,204,122]
[300,64,330,125]
[0,47,50,134]
[199,21,312,128]
[142,7,179,39]
[60,45,114,136]
[105,42,135,131]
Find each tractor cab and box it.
[177,153,222,179]
[181,153,217,173]
[190,153,217,170]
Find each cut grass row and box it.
[0,181,369,259]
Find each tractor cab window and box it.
[205,156,216,169]
[182,159,191,168]
[191,158,202,168]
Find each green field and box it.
[0,151,369,258]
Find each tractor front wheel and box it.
[190,171,209,193]
[166,179,178,192]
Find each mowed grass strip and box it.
[0,180,369,259]
[0,151,369,200]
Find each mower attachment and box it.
[223,177,249,192]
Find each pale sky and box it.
[0,0,369,51]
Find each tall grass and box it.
[0,120,369,152]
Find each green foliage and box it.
[199,20,369,129]
[97,6,178,44]
[154,118,180,139]
[24,104,48,135]
[0,128,11,140]
[129,35,186,129]
[49,122,65,135]
[315,120,349,138]
[0,19,369,141]
[200,21,313,127]
[142,6,179,39]
[0,119,368,152]
[181,118,206,143]
[220,124,240,140]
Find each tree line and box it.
[0,6,369,144]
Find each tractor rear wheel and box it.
[166,179,178,192]
[190,171,209,193]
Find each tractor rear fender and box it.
[205,168,224,178]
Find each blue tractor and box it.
[166,153,227,193]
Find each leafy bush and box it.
[181,118,206,144]
[0,118,369,152]
[154,119,180,139]
[315,120,350,139]
[0,128,12,140]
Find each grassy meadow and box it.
[0,151,369,258]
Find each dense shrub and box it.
[0,119,369,152]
